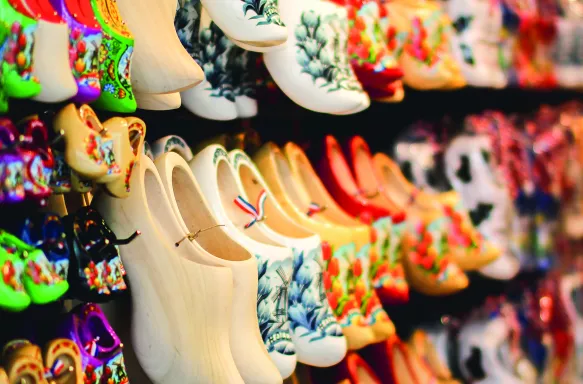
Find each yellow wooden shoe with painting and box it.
[53,104,109,179]
[98,116,146,198]
[3,340,48,384]
[284,141,409,305]
[254,142,376,351]
[372,153,500,271]
[282,142,398,341]
[43,339,83,384]
[384,0,455,90]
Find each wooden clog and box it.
[43,339,83,384]
[284,142,409,304]
[92,154,245,384]
[155,151,284,383]
[229,149,348,368]
[3,340,48,384]
[134,92,181,111]
[253,142,376,351]
[116,0,204,93]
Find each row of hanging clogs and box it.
[0,104,146,205]
[393,102,583,275]
[0,303,130,384]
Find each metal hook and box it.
[111,230,141,245]
[175,224,225,247]
[49,129,65,147]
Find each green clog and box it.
[0,245,29,311]
[91,0,136,112]
[0,230,68,304]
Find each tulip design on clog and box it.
[370,218,409,303]
[0,0,41,101]
[322,242,365,328]
[92,0,137,112]
[288,245,345,363]
[0,121,25,203]
[0,243,28,311]
[403,220,468,296]
[345,0,403,99]
[176,0,239,120]
[50,0,102,102]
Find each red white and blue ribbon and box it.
[84,337,99,357]
[49,359,66,377]
[307,202,325,217]
[234,190,267,229]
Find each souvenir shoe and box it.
[63,207,132,302]
[0,121,26,203]
[0,0,42,101]
[0,238,30,311]
[93,153,246,384]
[175,2,238,121]
[341,0,404,99]
[99,116,146,198]
[229,149,348,367]
[393,139,446,194]
[18,116,54,203]
[458,315,524,384]
[200,0,287,52]
[155,152,281,383]
[3,340,48,384]
[445,134,520,280]
[116,0,203,94]
[284,141,409,305]
[25,2,77,103]
[253,142,376,351]
[143,141,153,160]
[263,0,368,114]
[134,91,181,110]
[383,0,455,90]
[0,368,7,384]
[53,104,109,179]
[151,135,193,162]
[43,338,83,384]
[231,47,258,118]
[310,352,382,383]
[91,0,136,113]
[283,141,400,337]
[370,151,500,271]
[0,230,68,304]
[445,0,506,88]
[188,145,297,378]
[20,212,70,280]
[50,0,102,103]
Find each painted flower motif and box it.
[103,83,115,94]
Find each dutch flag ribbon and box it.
[234,190,267,229]
[50,359,66,377]
[307,202,325,217]
[84,337,100,357]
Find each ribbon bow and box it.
[307,202,326,217]
[234,190,267,229]
[45,358,66,379]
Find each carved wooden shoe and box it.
[43,339,83,384]
[283,141,398,340]
[370,151,500,272]
[3,340,48,384]
[151,135,193,162]
[116,0,203,93]
[187,145,295,379]
[134,91,181,110]
[26,2,77,103]
[284,141,409,305]
[200,0,287,52]
[92,154,245,384]
[229,149,348,368]
[175,2,238,121]
[155,151,283,383]
[263,0,368,114]
[253,142,376,351]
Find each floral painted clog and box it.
[91,0,136,112]
[50,0,102,102]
